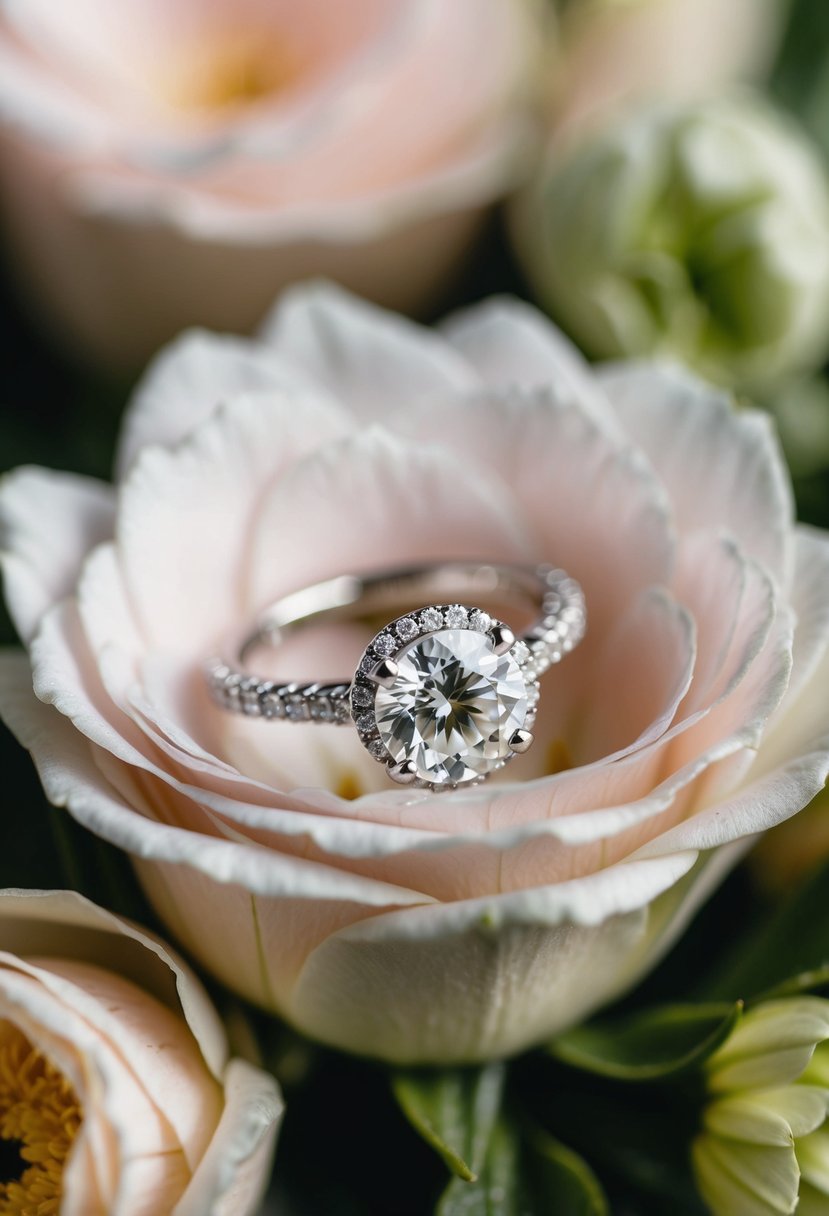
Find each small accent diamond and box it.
[260,691,283,718]
[469,610,492,633]
[356,712,375,733]
[352,685,373,708]
[444,605,467,628]
[420,607,444,631]
[396,616,418,641]
[512,640,530,665]
[374,633,397,657]
[369,738,388,760]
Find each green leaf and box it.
[524,1125,609,1216]
[754,963,829,1002]
[437,1117,609,1216]
[437,1116,522,1215]
[549,1002,743,1080]
[703,856,829,1002]
[392,1062,506,1182]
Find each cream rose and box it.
[0,0,538,368]
[0,888,282,1214]
[2,283,829,1065]
[550,0,785,137]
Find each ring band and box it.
[206,562,585,791]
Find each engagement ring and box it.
[206,562,586,792]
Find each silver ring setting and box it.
[206,563,585,792]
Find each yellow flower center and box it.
[163,35,299,112]
[0,1021,82,1216]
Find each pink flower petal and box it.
[260,279,477,423]
[246,425,533,608]
[599,362,794,585]
[115,330,328,477]
[441,295,620,435]
[117,388,348,653]
[0,466,113,641]
[394,387,675,637]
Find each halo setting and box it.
[207,562,586,792]
[351,606,540,790]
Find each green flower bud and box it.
[693,998,829,1215]
[513,94,829,393]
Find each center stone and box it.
[374,628,529,786]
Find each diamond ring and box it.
[206,562,586,792]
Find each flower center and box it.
[0,1021,82,1216]
[163,35,299,112]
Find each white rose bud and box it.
[694,998,829,1215]
[513,93,829,393]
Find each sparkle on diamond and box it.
[374,629,529,785]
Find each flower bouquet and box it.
[2,2,829,1214]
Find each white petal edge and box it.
[0,466,114,642]
[260,279,478,424]
[176,1058,283,1216]
[599,361,795,587]
[115,330,334,479]
[0,887,227,1079]
[441,295,622,437]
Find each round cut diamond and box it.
[373,629,529,786]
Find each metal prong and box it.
[509,729,534,754]
[369,658,399,687]
[489,625,515,656]
[389,760,418,785]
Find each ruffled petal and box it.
[260,279,477,422]
[599,362,794,585]
[0,466,114,642]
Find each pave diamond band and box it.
[206,562,586,791]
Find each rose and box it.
[0,0,538,369]
[2,282,829,1065]
[550,0,784,136]
[0,887,282,1214]
[512,93,829,393]
[694,997,829,1215]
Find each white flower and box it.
[513,93,829,393]
[694,998,829,1215]
[2,283,829,1064]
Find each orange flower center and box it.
[164,35,300,112]
[0,1021,82,1216]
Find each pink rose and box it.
[2,283,828,1064]
[0,0,538,367]
[0,888,282,1214]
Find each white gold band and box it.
[206,562,585,726]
